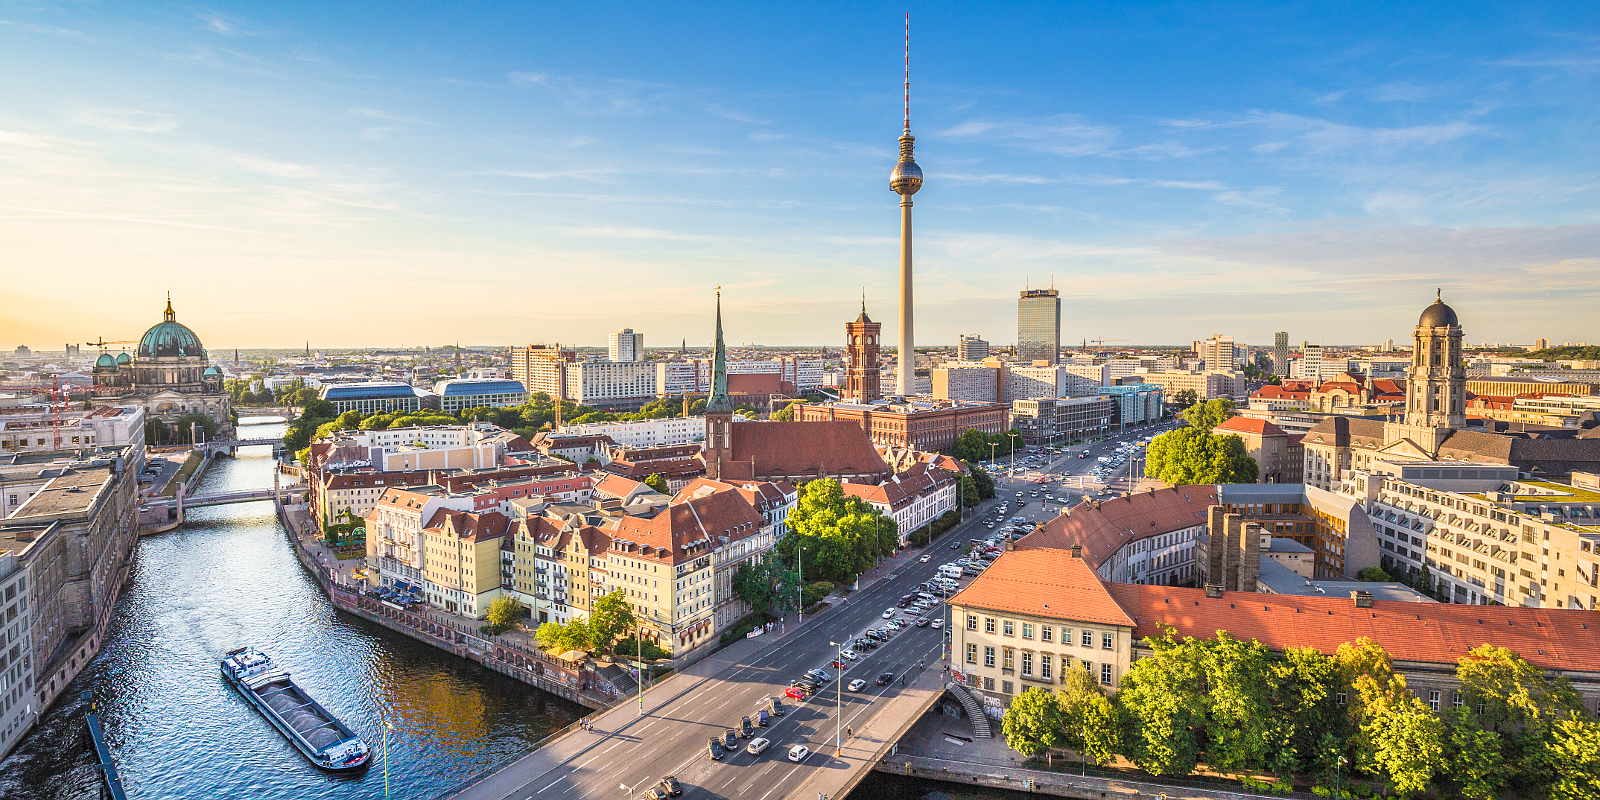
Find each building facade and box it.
[1273,332,1290,378]
[320,382,427,415]
[433,378,528,413]
[1011,396,1113,444]
[1211,416,1303,484]
[509,344,575,399]
[608,329,644,363]
[1016,289,1062,365]
[796,399,1010,454]
[932,364,1001,403]
[89,298,231,437]
[957,335,990,362]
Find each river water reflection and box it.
[0,420,583,800]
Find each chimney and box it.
[1351,590,1374,608]
[1204,584,1224,599]
[1070,544,1082,558]
[1005,538,1015,552]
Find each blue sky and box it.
[1,2,1596,350]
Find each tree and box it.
[172,413,218,444]
[1169,388,1199,409]
[1116,631,1208,776]
[968,464,995,499]
[1548,719,1600,800]
[731,556,800,617]
[535,620,591,653]
[1144,428,1257,485]
[1002,687,1066,758]
[1440,706,1504,800]
[287,386,319,407]
[952,428,993,463]
[1276,647,1345,778]
[587,590,637,655]
[1181,398,1235,432]
[960,475,981,508]
[485,596,523,634]
[1356,566,1391,582]
[779,479,897,584]
[1056,668,1121,765]
[1366,695,1445,795]
[643,473,670,494]
[1456,643,1587,793]
[1199,632,1284,775]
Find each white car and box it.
[841,649,859,660]
[883,608,896,618]
[931,618,944,629]
[918,554,931,562]
[788,744,810,762]
[747,737,770,755]
[848,678,867,691]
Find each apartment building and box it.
[566,360,656,408]
[841,462,958,545]
[949,548,1600,714]
[1344,462,1600,610]
[1135,370,1246,401]
[1011,396,1114,444]
[0,404,144,455]
[957,335,990,362]
[1197,335,1236,371]
[1211,416,1303,484]
[509,344,576,398]
[1102,384,1164,428]
[931,364,1000,403]
[795,399,1010,454]
[608,329,644,363]
[420,509,510,617]
[557,416,708,448]
[656,358,826,396]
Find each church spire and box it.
[163,292,175,322]
[707,289,732,412]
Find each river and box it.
[0,420,584,800]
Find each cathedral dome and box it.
[115,352,131,365]
[95,353,117,369]
[137,298,206,359]
[203,365,221,376]
[1418,294,1459,328]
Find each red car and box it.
[784,687,808,700]
[830,660,848,670]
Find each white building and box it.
[567,360,657,407]
[558,416,708,448]
[0,404,145,456]
[313,424,526,473]
[655,358,826,396]
[609,329,644,363]
[841,463,958,546]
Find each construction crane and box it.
[48,376,66,451]
[85,337,137,351]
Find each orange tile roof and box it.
[1108,584,1600,672]
[1015,485,1217,568]
[1214,417,1287,436]
[950,549,1135,628]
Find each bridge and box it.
[235,406,299,421]
[447,520,992,800]
[143,488,280,509]
[202,437,287,455]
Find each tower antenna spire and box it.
[903,12,911,133]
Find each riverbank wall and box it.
[875,755,1286,800]
[274,502,617,710]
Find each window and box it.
[1082,659,1093,672]
[983,676,994,691]
[1020,651,1033,677]
[984,646,995,667]
[1041,626,1053,643]
[1002,620,1015,637]
[1101,664,1113,685]
[1082,630,1093,647]
[967,614,978,630]
[1021,623,1033,639]
[1002,680,1014,695]
[1040,655,1053,679]
[1429,690,1440,711]
[967,643,977,664]
[1452,691,1463,709]
[985,618,996,634]
[1337,692,1347,706]
[1102,633,1114,650]
[1002,648,1015,670]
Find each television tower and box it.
[890,13,923,397]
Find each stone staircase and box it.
[944,681,992,738]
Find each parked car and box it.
[723,729,738,750]
[788,745,810,762]
[915,618,930,627]
[931,618,944,629]
[848,678,867,691]
[741,716,754,738]
[770,697,787,715]
[806,669,831,682]
[830,659,848,670]
[708,738,724,760]
[841,649,859,660]
[918,554,931,562]
[882,608,896,618]
[747,737,770,756]
[757,708,770,726]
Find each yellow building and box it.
[419,509,510,618]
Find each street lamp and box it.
[795,544,808,624]
[382,715,396,799]
[830,639,845,756]
[1007,432,1018,476]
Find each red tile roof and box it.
[950,549,1135,627]
[1214,417,1287,436]
[1109,584,1600,672]
[719,421,889,482]
[607,488,766,565]
[424,508,510,542]
[1015,486,1218,568]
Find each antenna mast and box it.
[903,13,911,132]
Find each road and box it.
[466,423,1176,800]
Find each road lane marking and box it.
[535,776,563,793]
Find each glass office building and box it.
[1016,289,1061,365]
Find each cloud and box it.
[937,114,1119,156]
[233,156,319,177]
[563,226,725,242]
[63,108,180,134]
[509,71,674,117]
[349,108,430,125]
[0,20,87,40]
[4,206,283,236]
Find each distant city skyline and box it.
[2,3,1597,349]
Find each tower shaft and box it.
[897,197,914,396]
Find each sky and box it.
[1,2,1597,351]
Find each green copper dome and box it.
[137,297,206,359]
[115,352,131,365]
[95,353,117,369]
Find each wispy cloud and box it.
[233,156,319,177]
[0,19,88,40]
[564,226,725,242]
[5,206,284,236]
[509,72,675,117]
[937,115,1119,156]
[63,108,180,134]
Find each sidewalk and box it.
[788,655,949,800]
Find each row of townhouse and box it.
[841,461,958,545]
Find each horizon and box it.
[3,3,1597,350]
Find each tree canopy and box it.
[951,427,1025,463]
[1180,398,1235,432]
[1144,427,1258,485]
[777,479,897,584]
[731,555,801,617]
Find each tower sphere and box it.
[891,156,923,195]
